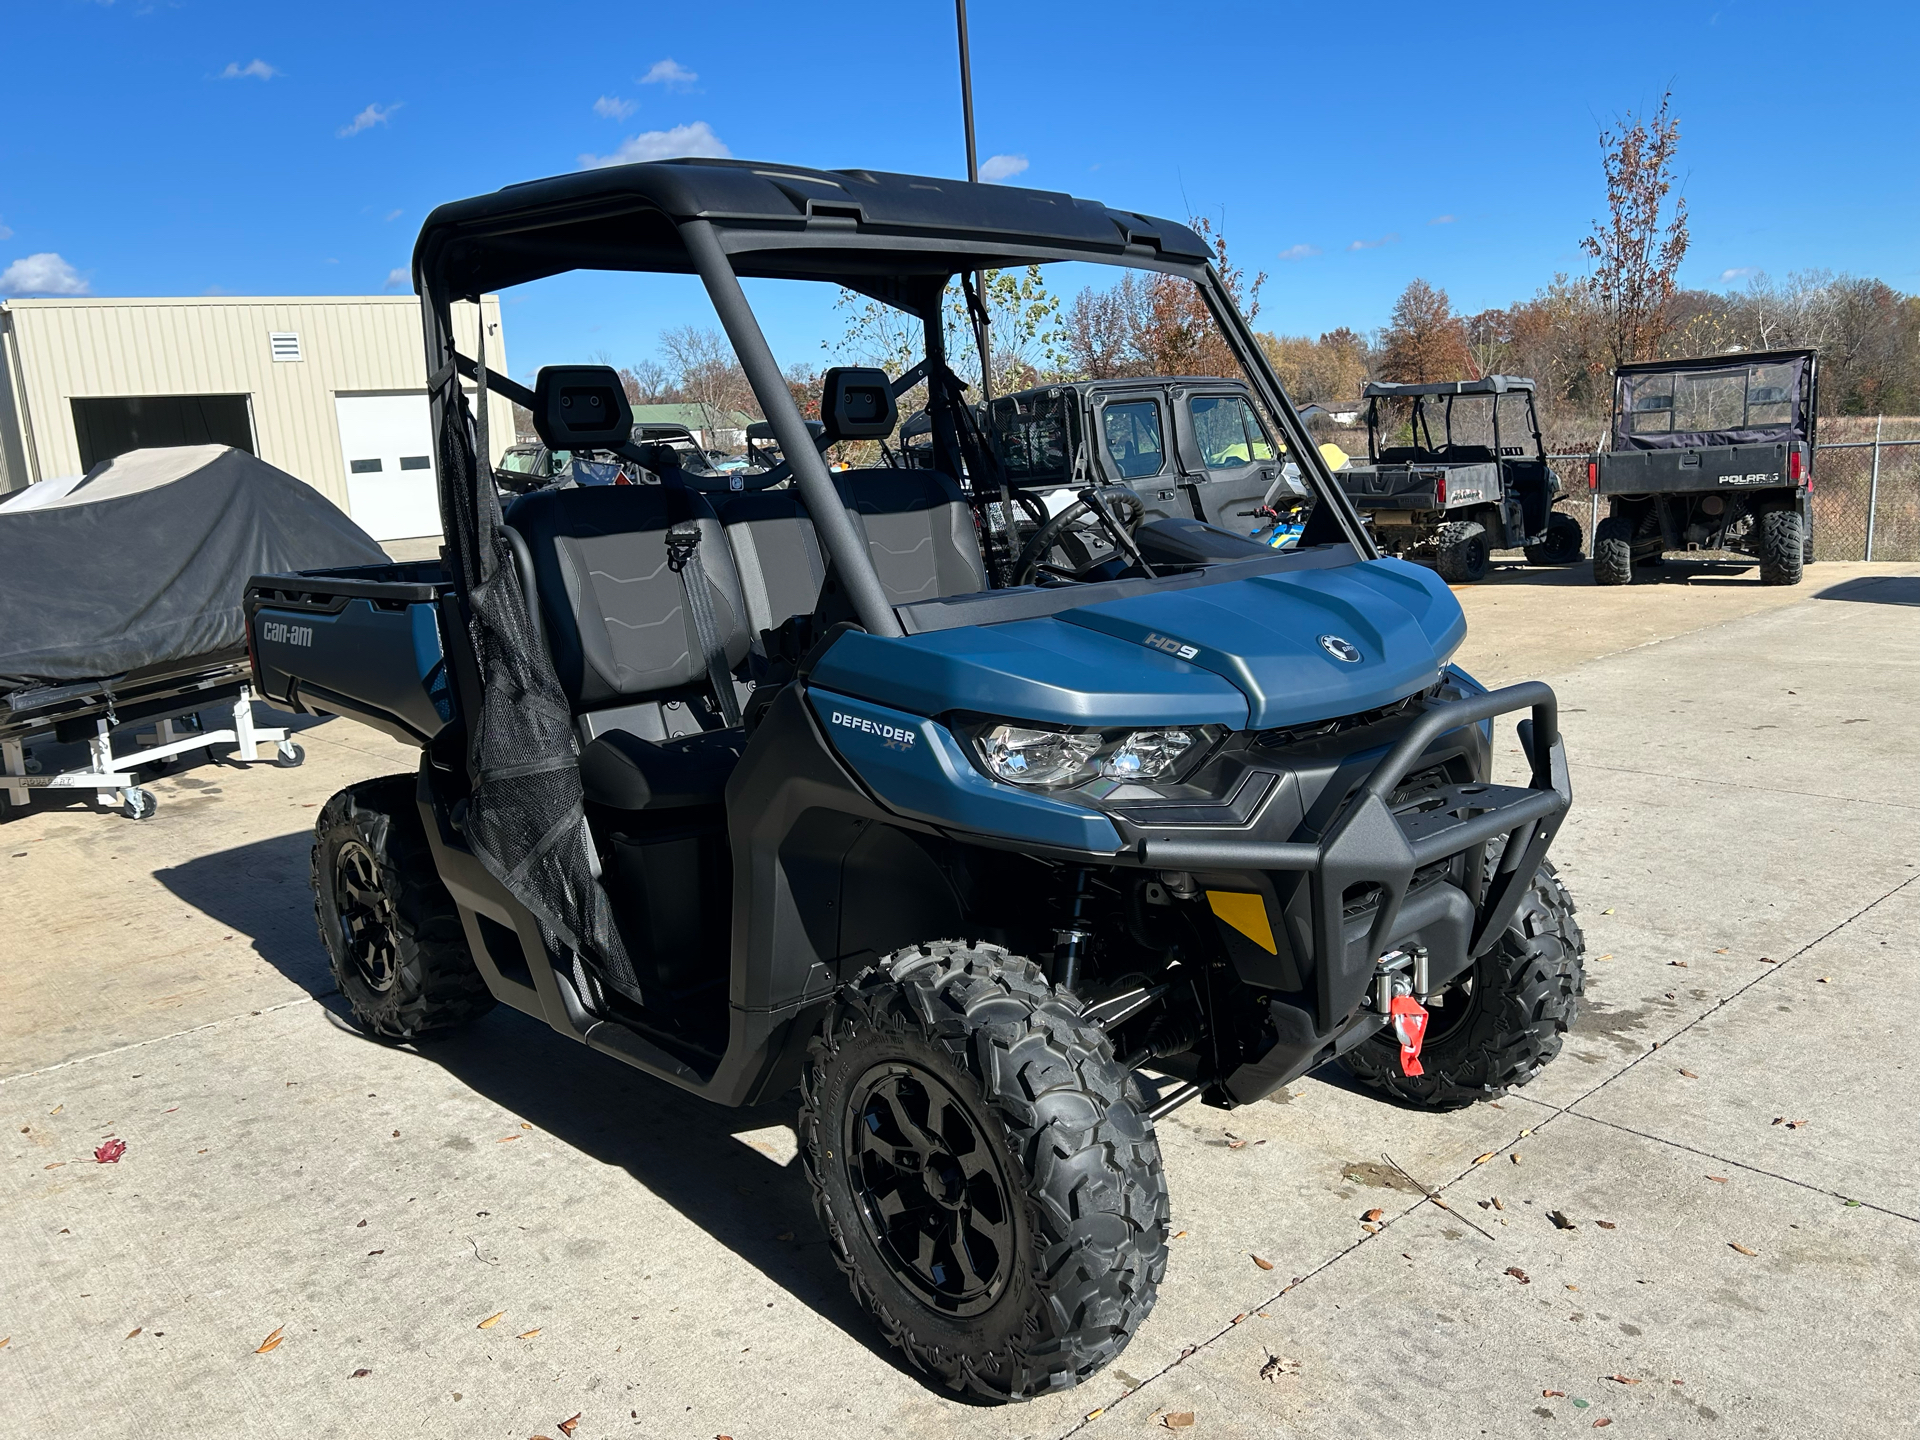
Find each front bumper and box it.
[1124,682,1569,1101]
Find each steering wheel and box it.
[1013,486,1148,586]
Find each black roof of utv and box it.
[1363,375,1535,399]
[412,158,1213,296]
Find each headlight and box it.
[968,721,1215,789]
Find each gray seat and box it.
[503,485,752,811]
[714,489,827,636]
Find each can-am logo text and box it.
[1143,633,1200,661]
[260,620,313,648]
[831,710,917,749]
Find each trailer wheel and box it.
[119,787,158,821]
[1523,511,1585,566]
[801,940,1167,1401]
[1433,521,1490,583]
[1341,861,1584,1110]
[1758,509,1805,586]
[273,741,306,769]
[1592,516,1634,585]
[312,775,494,1040]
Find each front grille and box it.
[1254,687,1433,751]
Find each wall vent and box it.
[269,332,303,363]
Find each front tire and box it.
[1592,515,1634,585]
[1524,510,1585,566]
[800,940,1168,1401]
[312,775,494,1040]
[1341,862,1584,1110]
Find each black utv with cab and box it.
[1590,348,1817,586]
[245,159,1584,1402]
[1337,375,1583,582]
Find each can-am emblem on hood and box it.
[1318,634,1362,663]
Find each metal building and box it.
[0,294,513,542]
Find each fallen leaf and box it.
[350,1368,371,1378]
[43,1162,63,1171]
[1231,1312,1248,1324]
[1171,1230,1188,1240]
[1679,1069,1698,1078]
[356,1219,367,1227]
[1608,1374,1641,1385]
[367,1249,384,1256]
[1816,976,1831,984]
[477,1311,506,1330]
[1518,1127,1534,1138]
[1594,1420,1613,1429]
[1473,1152,1495,1165]
[1549,1211,1577,1230]
[254,1326,285,1354]
[1668,960,1688,968]
[0,1338,8,1348]
[1085,1409,1105,1422]
[1566,1283,1580,1291]
[94,1139,127,1164]
[1772,1117,1786,1126]
[1510,1153,1522,1165]
[1362,1208,1385,1222]
[1544,1389,1566,1397]
[1505,1266,1531,1284]
[1361,1222,1380,1233]
[1758,955,1776,963]
[1601,908,1614,915]
[558,1414,581,1436]
[521,1122,534,1130]
[1729,1241,1757,1256]
[1596,1221,1617,1230]
[49,1105,62,1115]
[497,1135,521,1143]
[392,1130,400,1138]
[1251,1253,1275,1270]
[1594,953,1613,961]
[1491,1196,1505,1211]
[517,1328,542,1340]
[1707,1175,1729,1183]
[1260,1351,1299,1382]
[1161,1414,1196,1431]
[126,1327,141,1338]
[1714,947,1729,954]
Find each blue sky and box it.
[4,0,1915,381]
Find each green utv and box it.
[244,158,1585,1400]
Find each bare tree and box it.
[619,358,676,405]
[1582,92,1691,368]
[660,325,756,420]
[1064,272,1150,379]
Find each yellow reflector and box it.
[1206,890,1277,954]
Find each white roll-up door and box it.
[333,392,439,541]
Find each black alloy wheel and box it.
[844,1061,1016,1318]
[331,837,400,996]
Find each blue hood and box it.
[808,556,1465,731]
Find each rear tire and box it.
[1523,511,1585,566]
[800,940,1167,1401]
[1592,515,1634,585]
[312,775,494,1040]
[1433,521,1490,583]
[1757,509,1805,586]
[1341,862,1584,1110]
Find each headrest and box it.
[532,366,632,451]
[820,368,897,442]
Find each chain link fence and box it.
[1536,418,1920,562]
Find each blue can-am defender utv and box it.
[244,159,1583,1401]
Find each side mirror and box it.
[820,367,897,442]
[532,366,632,451]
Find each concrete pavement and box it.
[2,563,1915,1440]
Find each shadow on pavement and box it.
[153,830,334,998]
[1815,574,1920,606]
[1476,557,1763,588]
[151,833,921,1388]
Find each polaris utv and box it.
[244,159,1583,1401]
[1337,376,1583,582]
[1591,348,1818,585]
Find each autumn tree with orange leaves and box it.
[1582,92,1691,368]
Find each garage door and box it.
[71,394,255,473]
[333,393,439,541]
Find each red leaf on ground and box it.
[94,1139,126,1164]
[1505,1266,1531,1284]
[557,1414,581,1436]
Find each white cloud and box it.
[384,268,411,291]
[338,102,401,138]
[385,208,404,222]
[1428,214,1455,225]
[221,59,278,80]
[640,59,698,89]
[1347,233,1399,251]
[594,95,636,119]
[1720,267,1755,282]
[578,121,729,169]
[0,253,89,296]
[0,220,11,241]
[1277,244,1321,261]
[978,154,1028,183]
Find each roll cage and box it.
[1361,374,1545,467]
[411,158,1375,641]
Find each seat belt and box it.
[665,523,743,728]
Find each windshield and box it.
[498,448,544,474]
[1189,394,1275,468]
[1615,356,1809,449]
[989,390,1075,485]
